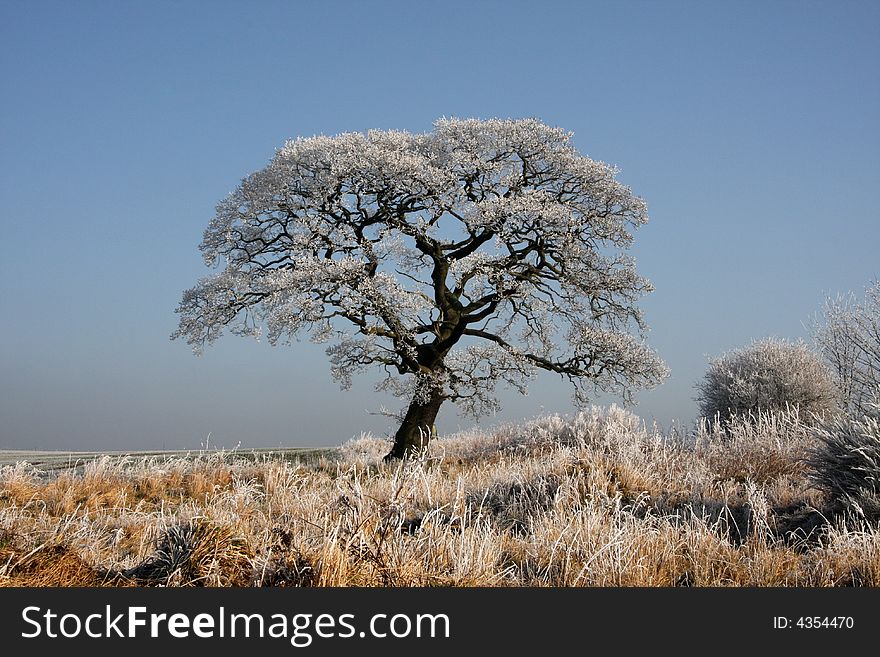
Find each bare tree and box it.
[173,118,667,459]
[814,280,880,415]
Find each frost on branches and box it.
[173,118,668,459]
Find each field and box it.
[1,406,877,587]
[0,448,333,474]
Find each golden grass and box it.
[0,406,877,587]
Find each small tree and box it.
[173,118,667,459]
[813,280,880,415]
[696,338,838,423]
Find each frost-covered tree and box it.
[813,280,880,415]
[173,118,667,459]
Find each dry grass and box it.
[1,405,877,587]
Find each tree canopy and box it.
[173,118,667,458]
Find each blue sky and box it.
[1,0,878,450]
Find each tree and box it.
[695,337,839,424]
[172,118,667,459]
[813,280,880,416]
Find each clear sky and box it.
[1,0,878,451]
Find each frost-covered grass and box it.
[1,406,877,587]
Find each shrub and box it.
[807,402,880,524]
[696,338,839,423]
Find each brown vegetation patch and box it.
[1,540,105,587]
[118,519,251,586]
[1,408,878,587]
[468,473,561,535]
[706,444,806,485]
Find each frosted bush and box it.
[807,401,880,523]
[696,338,839,424]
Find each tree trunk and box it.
[384,390,445,461]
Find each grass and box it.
[0,405,877,587]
